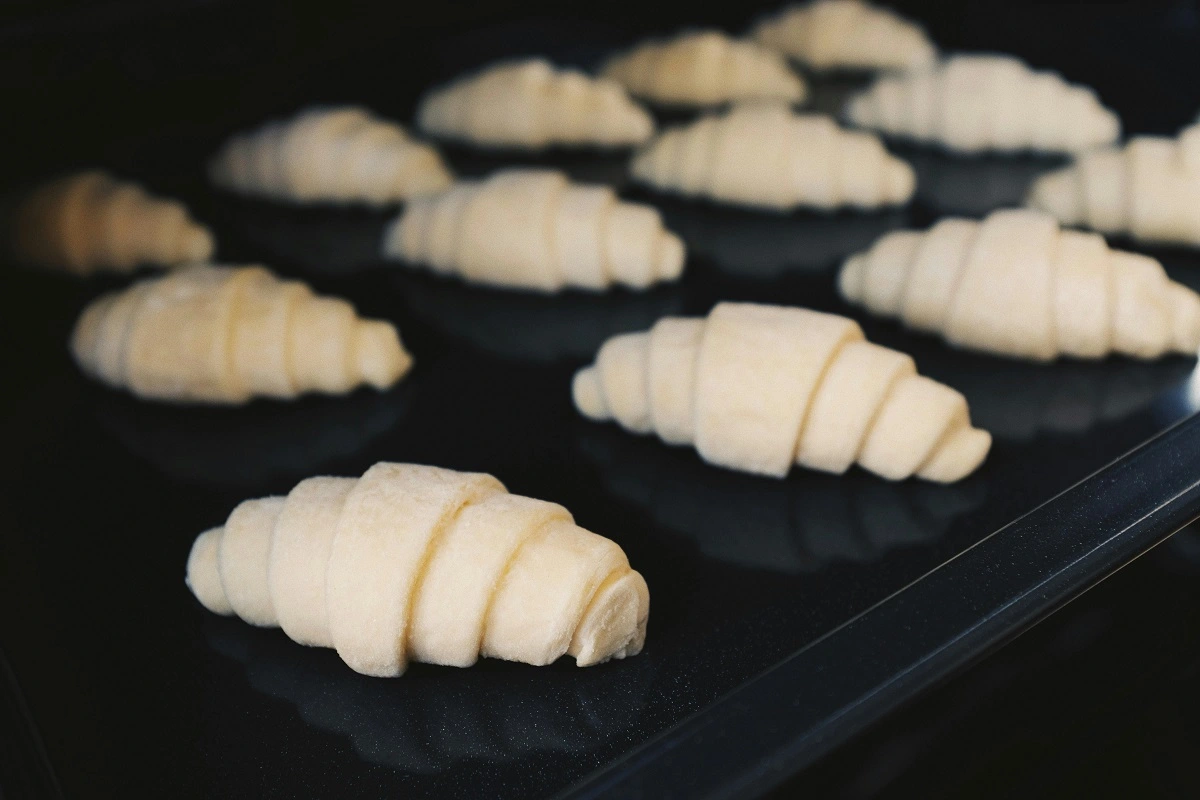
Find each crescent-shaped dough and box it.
[70,264,413,403]
[12,170,214,274]
[752,0,937,73]
[209,106,452,205]
[600,29,807,108]
[1026,123,1200,248]
[838,208,1200,360]
[186,463,649,677]
[417,59,654,150]
[630,104,914,211]
[573,302,990,482]
[845,54,1120,154]
[383,168,685,291]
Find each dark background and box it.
[4,2,1200,798]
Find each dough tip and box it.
[572,367,610,421]
[186,527,234,615]
[657,233,686,281]
[356,320,414,389]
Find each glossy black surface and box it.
[3,3,1200,798]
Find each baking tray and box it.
[3,3,1200,798]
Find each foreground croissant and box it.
[12,171,214,275]
[631,104,914,211]
[1026,124,1200,248]
[839,209,1200,361]
[71,264,412,403]
[186,463,649,677]
[845,54,1120,154]
[417,59,653,150]
[208,106,453,205]
[752,0,937,73]
[383,169,685,291]
[600,30,807,108]
[573,302,991,483]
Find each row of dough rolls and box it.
[187,463,649,677]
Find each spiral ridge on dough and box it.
[417,59,654,150]
[186,463,650,677]
[838,208,1200,361]
[752,0,937,73]
[382,168,686,292]
[1026,124,1200,248]
[601,29,807,108]
[209,106,453,206]
[845,54,1120,154]
[13,170,214,275]
[573,302,990,483]
[630,104,914,211]
[71,264,413,403]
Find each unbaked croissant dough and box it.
[573,302,991,483]
[417,59,654,150]
[752,0,937,73]
[12,171,214,275]
[1026,124,1200,248]
[186,462,649,677]
[838,209,1200,361]
[600,30,807,108]
[630,104,915,211]
[208,106,453,205]
[71,264,412,403]
[845,54,1121,154]
[382,169,686,291]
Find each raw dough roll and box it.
[417,59,654,150]
[573,302,990,482]
[845,54,1120,154]
[12,170,214,275]
[186,463,650,677]
[70,264,413,403]
[752,0,937,73]
[382,168,686,291]
[1026,123,1200,248]
[600,29,807,108]
[208,106,452,205]
[630,104,914,211]
[838,208,1200,360]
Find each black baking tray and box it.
[4,2,1200,798]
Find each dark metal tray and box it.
[4,3,1200,798]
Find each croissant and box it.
[1025,124,1200,248]
[208,106,453,205]
[838,209,1200,361]
[416,59,654,150]
[752,0,937,73]
[572,302,991,483]
[186,462,650,677]
[71,264,412,403]
[382,168,686,291]
[630,104,915,211]
[600,30,807,108]
[845,54,1121,154]
[12,170,214,274]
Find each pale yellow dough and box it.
[186,463,649,677]
[838,208,1200,361]
[417,59,654,150]
[208,106,452,205]
[752,0,937,73]
[1027,124,1200,248]
[382,168,686,292]
[70,264,413,403]
[845,54,1120,154]
[573,302,990,483]
[601,29,807,108]
[13,170,214,275]
[630,104,914,212]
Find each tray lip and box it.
[560,411,1200,800]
